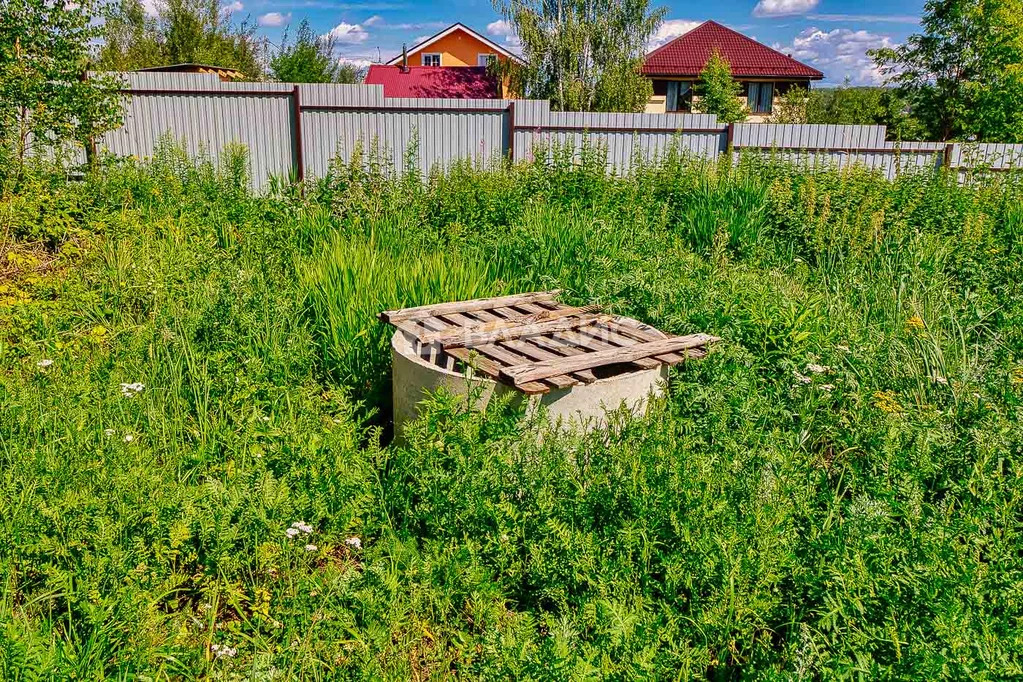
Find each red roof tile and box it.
[364,65,500,99]
[643,21,823,80]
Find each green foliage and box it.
[98,0,265,78]
[269,20,359,84]
[794,84,925,140]
[493,0,664,111]
[871,0,1023,141]
[0,0,122,182]
[770,85,810,124]
[696,50,747,123]
[3,143,1023,678]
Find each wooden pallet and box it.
[379,291,719,395]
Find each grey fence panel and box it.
[950,143,1023,170]
[68,73,1023,187]
[301,103,508,178]
[99,84,295,191]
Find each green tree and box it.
[493,0,665,111]
[269,20,359,84]
[99,0,265,79]
[871,0,1023,141]
[770,86,809,124]
[696,50,746,123]
[0,0,122,180]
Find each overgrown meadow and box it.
[2,142,1022,679]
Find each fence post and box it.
[79,69,98,170]
[507,100,516,164]
[725,122,735,164]
[943,142,954,170]
[292,85,305,184]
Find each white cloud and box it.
[775,27,897,85]
[486,19,521,48]
[223,1,243,12]
[753,0,818,18]
[258,11,290,26]
[339,56,373,69]
[486,19,514,38]
[647,19,700,50]
[364,14,383,26]
[324,21,370,44]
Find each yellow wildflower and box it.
[873,390,902,414]
[905,315,925,332]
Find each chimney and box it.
[401,44,408,72]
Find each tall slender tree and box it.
[269,20,359,84]
[494,0,665,112]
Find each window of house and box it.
[477,54,497,67]
[747,82,775,114]
[422,53,441,67]
[666,81,693,112]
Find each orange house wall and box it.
[407,29,515,97]
[409,31,507,67]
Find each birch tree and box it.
[494,0,665,111]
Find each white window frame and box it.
[477,53,497,67]
[422,53,441,67]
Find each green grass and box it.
[2,145,1023,679]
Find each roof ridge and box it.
[704,20,817,71]
[642,20,823,79]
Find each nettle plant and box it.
[0,0,123,184]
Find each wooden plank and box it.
[438,313,611,348]
[379,290,560,324]
[418,305,601,344]
[603,319,687,364]
[474,343,577,390]
[500,334,719,386]
[440,311,573,391]
[556,327,660,370]
[498,339,596,384]
[526,335,600,382]
[470,309,599,383]
[444,347,550,395]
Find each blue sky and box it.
[209,0,925,85]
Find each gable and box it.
[385,23,524,65]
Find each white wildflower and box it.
[345,536,362,550]
[837,345,851,353]
[36,359,54,368]
[304,544,318,552]
[819,384,835,392]
[806,363,830,374]
[793,371,812,385]
[123,434,134,443]
[291,521,313,534]
[120,382,145,398]
[104,428,115,437]
[260,415,270,422]
[211,643,237,659]
[932,375,948,385]
[285,527,300,539]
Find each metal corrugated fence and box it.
[77,73,1023,190]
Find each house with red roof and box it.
[365,23,523,99]
[642,21,823,121]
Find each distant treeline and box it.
[773,83,925,141]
